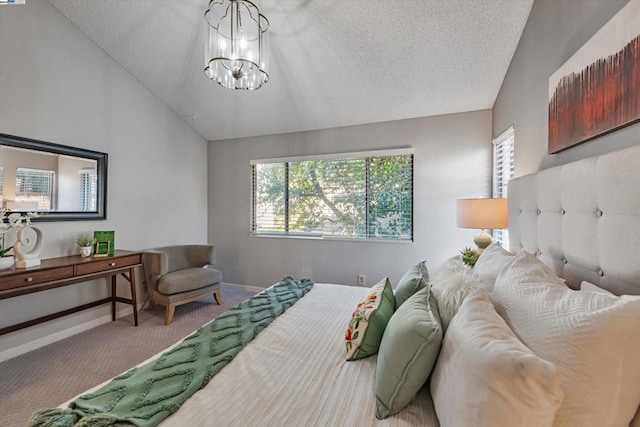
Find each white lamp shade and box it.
[457,198,508,229]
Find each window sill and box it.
[250,233,414,244]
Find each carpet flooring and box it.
[0,284,258,427]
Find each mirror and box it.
[0,133,107,221]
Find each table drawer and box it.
[76,254,141,276]
[0,266,74,291]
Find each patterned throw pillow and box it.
[345,278,395,361]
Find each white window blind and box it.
[15,167,55,210]
[252,150,413,241]
[80,169,98,211]
[0,167,3,206]
[492,126,515,248]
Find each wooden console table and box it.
[0,250,142,336]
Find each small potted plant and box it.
[460,246,481,267]
[76,235,96,257]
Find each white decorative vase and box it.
[80,246,93,257]
[0,255,15,270]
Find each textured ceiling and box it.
[49,0,533,142]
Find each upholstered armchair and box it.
[142,245,223,325]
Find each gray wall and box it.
[0,1,208,360]
[493,0,639,177]
[208,110,492,288]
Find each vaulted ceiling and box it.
[49,0,534,141]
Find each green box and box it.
[93,230,115,256]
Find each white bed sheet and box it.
[160,283,438,426]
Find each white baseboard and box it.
[0,304,141,363]
[221,282,265,293]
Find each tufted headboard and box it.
[508,143,640,296]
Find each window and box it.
[0,167,3,206]
[251,149,413,241]
[80,169,98,211]
[15,167,55,210]
[492,126,515,248]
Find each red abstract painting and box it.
[548,0,640,154]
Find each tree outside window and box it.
[253,152,413,241]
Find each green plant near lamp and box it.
[460,247,481,267]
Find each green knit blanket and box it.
[30,277,314,427]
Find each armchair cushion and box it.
[157,267,222,295]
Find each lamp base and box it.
[473,229,493,251]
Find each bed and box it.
[34,143,640,427]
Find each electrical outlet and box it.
[357,274,366,286]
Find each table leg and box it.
[129,267,138,326]
[111,275,116,321]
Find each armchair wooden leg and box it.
[165,304,176,326]
[213,288,223,305]
[148,300,155,310]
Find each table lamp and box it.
[456,198,508,250]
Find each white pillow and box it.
[492,250,640,427]
[472,242,515,285]
[580,280,614,295]
[430,289,563,427]
[580,281,640,427]
[429,256,489,330]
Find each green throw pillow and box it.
[345,277,395,361]
[394,261,429,310]
[375,284,443,419]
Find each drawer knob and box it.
[26,277,33,282]
[110,262,116,267]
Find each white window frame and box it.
[15,167,56,211]
[250,148,414,242]
[79,169,98,212]
[492,126,515,248]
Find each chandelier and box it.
[204,0,269,90]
